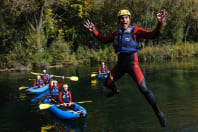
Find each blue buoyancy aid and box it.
[62,91,70,102]
[114,26,139,54]
[36,79,42,86]
[51,86,59,96]
[41,73,50,80]
[101,67,106,73]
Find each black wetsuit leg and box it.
[104,53,167,127]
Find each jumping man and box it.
[84,9,167,127]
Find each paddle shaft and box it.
[53,75,74,79]
[39,100,92,110]
[92,72,109,75]
[53,75,64,78]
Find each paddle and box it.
[30,72,42,76]
[28,79,35,81]
[91,72,109,77]
[53,75,79,81]
[31,72,79,81]
[39,100,93,110]
[91,73,98,77]
[18,86,29,90]
[91,72,98,74]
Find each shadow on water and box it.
[1,58,198,131]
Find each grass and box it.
[138,42,198,62]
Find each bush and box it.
[49,40,76,65]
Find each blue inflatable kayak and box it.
[98,71,110,79]
[25,84,49,94]
[43,97,87,119]
[31,90,50,102]
[98,74,108,79]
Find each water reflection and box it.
[41,125,53,132]
[2,58,198,131]
[91,79,97,88]
[40,117,87,132]
[18,92,27,101]
[90,78,104,89]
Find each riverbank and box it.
[138,42,198,61]
[1,42,198,72]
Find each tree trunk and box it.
[24,5,44,52]
[36,30,42,52]
[184,23,191,44]
[36,6,44,52]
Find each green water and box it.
[1,58,198,132]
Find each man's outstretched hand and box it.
[84,19,95,32]
[157,9,166,23]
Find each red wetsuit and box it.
[93,23,162,86]
[92,23,165,125]
[99,65,108,74]
[49,78,64,102]
[49,78,64,92]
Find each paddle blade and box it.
[68,76,79,81]
[39,104,51,110]
[91,72,98,74]
[31,72,42,76]
[28,79,35,81]
[19,86,28,90]
[77,100,93,104]
[91,73,97,77]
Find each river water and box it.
[1,58,198,132]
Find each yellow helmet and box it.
[53,80,58,84]
[117,9,131,18]
[37,76,41,79]
[63,84,68,88]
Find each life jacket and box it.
[101,67,106,73]
[42,74,49,80]
[43,76,48,84]
[61,91,70,102]
[113,26,139,54]
[36,79,42,87]
[51,86,59,96]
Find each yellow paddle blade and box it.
[28,79,35,81]
[39,104,52,110]
[18,86,29,90]
[91,73,97,77]
[77,100,93,103]
[68,76,79,81]
[30,72,42,76]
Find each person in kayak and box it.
[59,84,74,108]
[98,62,109,78]
[41,69,50,84]
[49,75,64,103]
[33,75,44,88]
[59,84,83,114]
[84,9,167,127]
